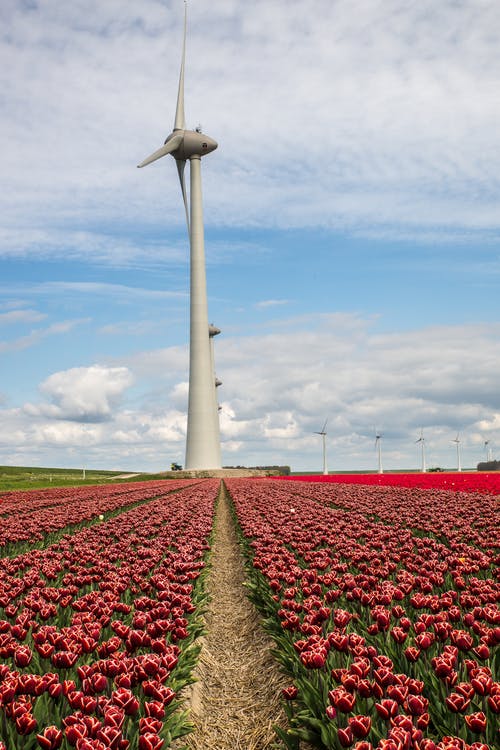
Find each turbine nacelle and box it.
[173,129,217,160]
[138,129,217,169]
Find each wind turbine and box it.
[452,433,462,472]
[375,430,383,474]
[138,3,221,470]
[415,429,426,473]
[314,419,328,475]
[484,439,493,462]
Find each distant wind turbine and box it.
[138,3,221,470]
[314,419,328,475]
[484,439,493,462]
[375,430,383,474]
[452,433,462,472]
[415,429,426,473]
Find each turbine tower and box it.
[138,4,221,470]
[452,433,462,472]
[375,430,383,474]
[415,429,426,473]
[314,419,328,475]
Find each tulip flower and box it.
[138,734,164,750]
[375,699,399,720]
[464,712,487,733]
[15,711,37,735]
[338,726,355,747]
[36,726,63,749]
[445,693,470,714]
[332,690,356,713]
[470,671,493,696]
[14,644,33,667]
[348,714,371,738]
[406,694,428,716]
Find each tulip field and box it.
[0,473,498,750]
[225,476,499,750]
[0,479,218,750]
[274,472,500,496]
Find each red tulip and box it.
[375,699,399,720]
[348,715,371,739]
[487,693,500,713]
[15,712,37,736]
[470,671,493,696]
[338,727,354,747]
[144,701,165,719]
[103,707,126,728]
[464,711,487,734]
[451,629,474,651]
[36,726,63,750]
[14,645,33,667]
[333,690,356,713]
[111,688,140,715]
[445,692,470,713]
[138,734,164,750]
[415,740,436,750]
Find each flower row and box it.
[0,479,219,749]
[0,480,199,550]
[275,472,500,496]
[225,478,499,750]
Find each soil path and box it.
[183,482,288,749]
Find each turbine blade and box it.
[176,158,190,232]
[174,3,187,131]
[137,133,183,168]
[321,418,328,433]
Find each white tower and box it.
[452,433,462,472]
[484,440,493,462]
[375,431,383,474]
[314,420,328,475]
[138,5,221,470]
[416,429,426,473]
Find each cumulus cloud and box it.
[24,365,134,423]
[0,313,499,471]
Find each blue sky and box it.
[1,0,499,473]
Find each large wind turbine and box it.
[415,429,426,473]
[314,419,328,475]
[138,4,221,470]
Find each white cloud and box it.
[255,299,290,309]
[3,281,184,301]
[0,309,47,325]
[0,318,90,353]
[24,365,134,423]
[1,313,499,470]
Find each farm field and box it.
[0,466,134,493]
[225,477,499,750]
[0,476,498,749]
[276,472,500,495]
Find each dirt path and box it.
[183,483,288,749]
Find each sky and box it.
[1,0,499,474]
